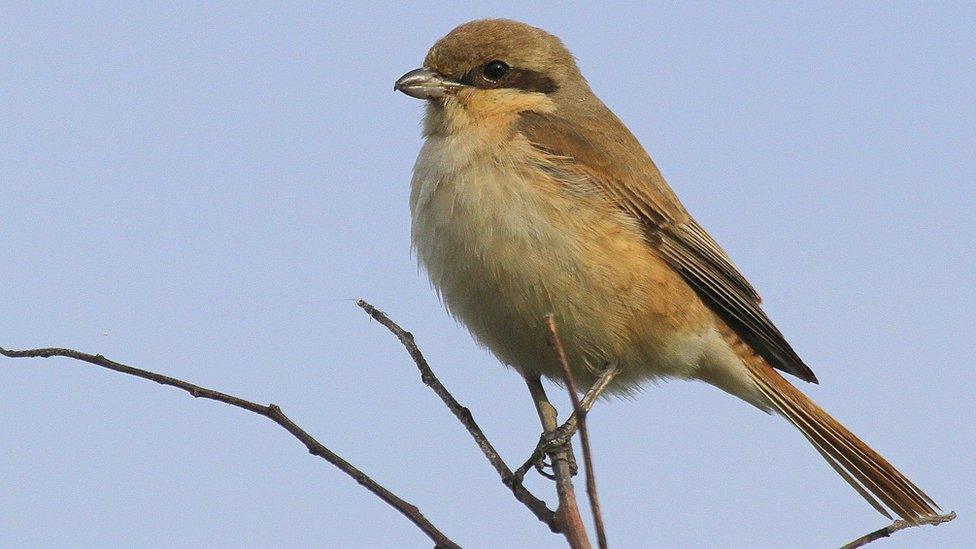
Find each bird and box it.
[394,18,939,523]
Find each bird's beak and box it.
[394,68,463,99]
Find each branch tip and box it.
[841,511,955,549]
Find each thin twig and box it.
[840,511,955,549]
[357,300,559,531]
[513,448,545,485]
[546,315,608,549]
[526,375,592,549]
[0,346,460,549]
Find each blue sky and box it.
[2,3,973,547]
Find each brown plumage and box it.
[395,18,940,523]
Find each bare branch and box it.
[8,304,950,548]
[526,375,592,549]
[356,299,559,531]
[0,346,460,549]
[840,512,955,549]
[546,315,608,549]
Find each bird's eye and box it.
[482,60,510,81]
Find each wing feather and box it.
[518,110,817,383]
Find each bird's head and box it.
[395,19,589,135]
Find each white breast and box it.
[410,134,579,369]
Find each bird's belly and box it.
[409,137,712,389]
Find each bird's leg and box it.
[579,361,620,411]
[524,374,593,547]
[524,375,578,477]
[519,364,620,483]
[541,362,621,455]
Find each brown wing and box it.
[518,109,817,383]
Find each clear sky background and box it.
[2,3,973,548]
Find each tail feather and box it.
[746,363,940,523]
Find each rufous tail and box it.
[746,363,940,523]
